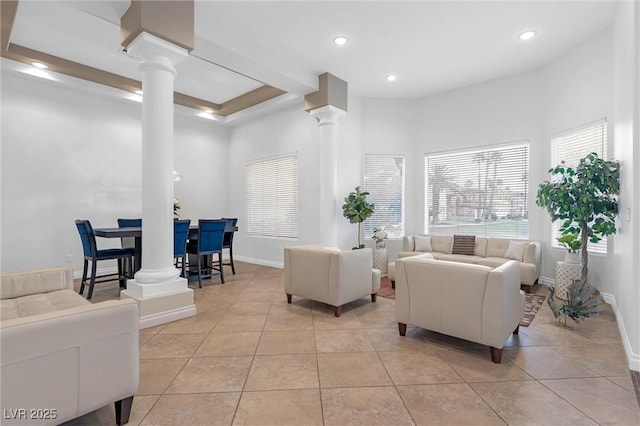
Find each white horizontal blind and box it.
[245,154,298,238]
[550,119,607,254]
[425,142,529,239]
[363,155,405,238]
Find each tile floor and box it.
[65,262,639,426]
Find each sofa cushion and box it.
[474,237,488,257]
[431,236,453,254]
[452,235,476,255]
[0,290,89,321]
[504,240,529,261]
[414,236,432,252]
[485,238,512,258]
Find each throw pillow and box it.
[504,240,529,261]
[414,236,432,252]
[452,235,476,255]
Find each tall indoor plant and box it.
[536,152,620,285]
[342,186,375,249]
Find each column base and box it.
[121,287,196,329]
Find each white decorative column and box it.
[121,32,195,328]
[309,105,346,248]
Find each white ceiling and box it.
[8,1,618,113]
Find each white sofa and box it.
[390,234,541,292]
[395,256,525,363]
[284,245,381,316]
[1,267,139,425]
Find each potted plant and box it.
[342,186,375,249]
[536,152,620,285]
[536,152,619,324]
[556,233,582,264]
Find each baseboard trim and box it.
[138,304,197,329]
[538,275,554,287]
[601,292,640,372]
[234,256,283,269]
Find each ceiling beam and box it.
[1,1,19,53]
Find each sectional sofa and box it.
[389,234,541,292]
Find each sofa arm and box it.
[1,299,139,425]
[482,260,524,348]
[372,268,381,292]
[1,267,74,300]
[523,241,541,276]
[402,236,415,252]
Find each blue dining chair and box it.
[117,218,141,277]
[174,219,191,278]
[75,220,135,300]
[220,218,238,274]
[186,219,226,288]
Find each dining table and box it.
[93,223,238,276]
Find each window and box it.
[550,119,607,253]
[363,155,405,239]
[245,153,298,238]
[425,142,529,239]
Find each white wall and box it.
[0,70,228,275]
[612,1,640,371]
[227,95,364,267]
[541,28,614,291]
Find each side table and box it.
[555,260,582,299]
[373,247,388,276]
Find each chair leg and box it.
[229,245,235,274]
[334,305,342,317]
[87,261,97,300]
[79,259,88,295]
[398,322,407,336]
[391,280,395,289]
[219,252,225,284]
[490,347,503,363]
[287,294,292,304]
[181,256,186,278]
[197,255,202,288]
[371,293,377,302]
[118,259,126,288]
[513,324,520,335]
[114,395,134,426]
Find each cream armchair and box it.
[284,246,381,316]
[395,256,524,363]
[1,267,139,425]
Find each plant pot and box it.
[564,251,580,264]
[376,240,386,249]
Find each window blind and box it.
[424,142,529,239]
[363,155,405,239]
[245,154,298,238]
[550,119,607,254]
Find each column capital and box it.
[126,32,188,74]
[309,105,346,126]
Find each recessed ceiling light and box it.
[32,62,48,69]
[519,30,537,41]
[333,36,348,46]
[134,89,143,95]
[386,74,397,82]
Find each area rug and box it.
[378,277,546,327]
[521,294,546,327]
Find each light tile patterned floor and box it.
[64,262,639,426]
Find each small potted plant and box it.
[557,233,582,264]
[342,186,375,250]
[371,227,388,249]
